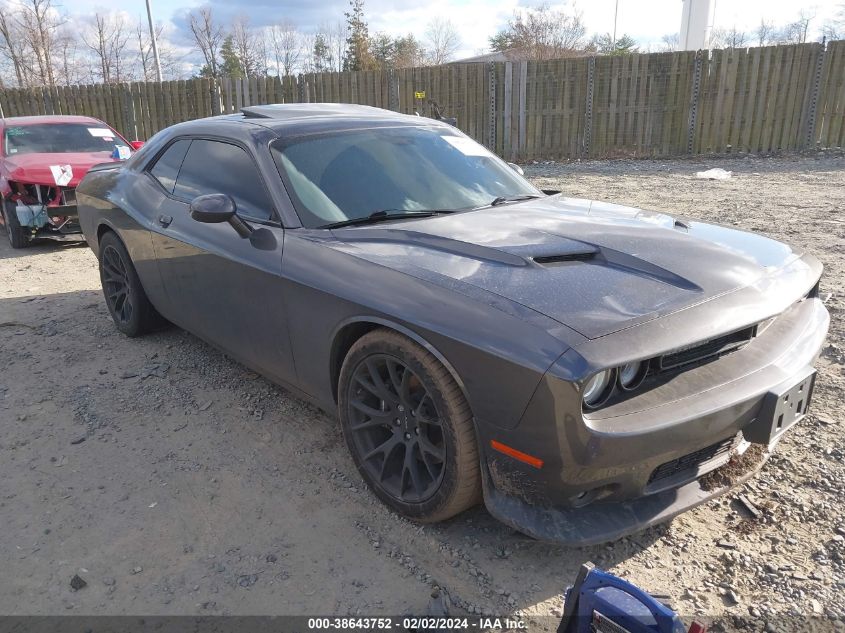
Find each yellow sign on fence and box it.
[414,91,425,99]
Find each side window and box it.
[173,139,274,221]
[148,139,190,194]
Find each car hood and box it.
[331,196,807,339]
[2,152,120,188]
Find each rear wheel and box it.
[98,231,162,337]
[339,329,481,522]
[2,199,29,249]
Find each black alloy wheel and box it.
[339,329,481,522]
[347,354,446,503]
[97,231,164,337]
[101,244,134,326]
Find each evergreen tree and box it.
[489,31,515,52]
[369,32,395,69]
[220,35,243,78]
[343,0,373,70]
[393,34,426,68]
[590,33,639,55]
[313,33,333,72]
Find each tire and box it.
[3,199,30,249]
[98,231,163,337]
[338,328,481,522]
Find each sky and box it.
[70,0,844,65]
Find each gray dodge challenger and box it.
[77,104,830,544]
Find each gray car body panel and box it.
[76,104,829,544]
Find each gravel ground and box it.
[1,154,843,630]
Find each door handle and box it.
[157,214,172,228]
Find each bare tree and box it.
[55,25,84,85]
[0,5,30,87]
[328,20,347,72]
[268,19,301,76]
[188,6,223,78]
[16,0,64,86]
[778,9,815,44]
[83,12,130,83]
[822,4,845,40]
[137,18,157,81]
[490,3,587,60]
[660,32,679,52]
[136,19,180,81]
[823,21,843,40]
[230,15,264,78]
[755,19,776,45]
[425,17,460,65]
[711,26,748,49]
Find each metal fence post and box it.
[582,56,595,158]
[487,62,496,152]
[210,79,221,116]
[42,86,53,115]
[518,61,527,158]
[123,83,136,140]
[388,69,400,112]
[503,62,513,159]
[687,49,704,154]
[804,42,826,149]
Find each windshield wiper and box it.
[489,194,542,206]
[321,209,453,229]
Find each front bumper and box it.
[478,295,830,545]
[13,202,82,239]
[481,444,769,544]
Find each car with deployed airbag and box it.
[75,104,829,544]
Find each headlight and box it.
[582,369,614,408]
[618,361,646,391]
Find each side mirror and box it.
[507,162,524,176]
[130,140,145,150]
[189,193,253,238]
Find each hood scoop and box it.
[533,249,597,265]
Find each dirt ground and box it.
[1,153,844,629]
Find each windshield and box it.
[4,123,128,156]
[270,126,540,228]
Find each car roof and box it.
[226,103,447,138]
[1,114,109,127]
[240,103,409,121]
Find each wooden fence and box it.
[1,41,843,161]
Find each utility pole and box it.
[612,0,619,49]
[145,0,163,82]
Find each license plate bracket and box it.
[744,368,816,445]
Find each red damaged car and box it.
[0,115,141,248]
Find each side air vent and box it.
[534,251,596,265]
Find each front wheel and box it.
[338,329,481,522]
[3,200,30,249]
[98,231,163,337]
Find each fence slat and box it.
[1,43,844,158]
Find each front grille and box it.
[658,325,755,372]
[647,435,737,487]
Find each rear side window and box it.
[149,139,190,194]
[173,139,273,221]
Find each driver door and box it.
[147,138,296,387]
